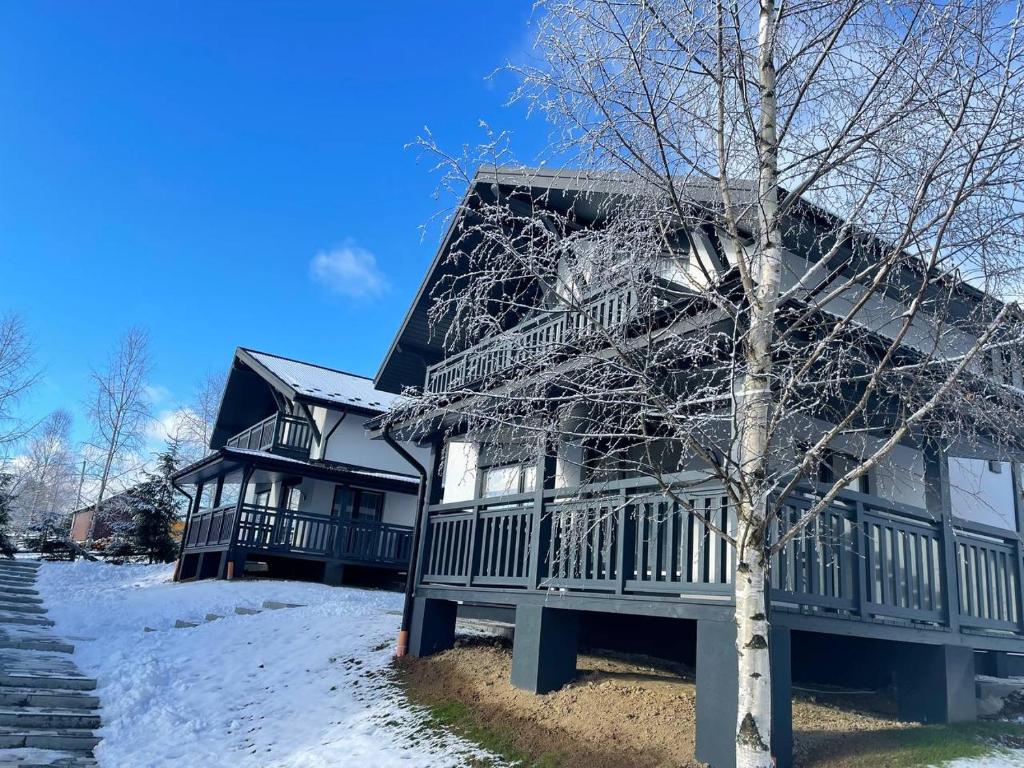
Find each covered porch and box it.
[174,447,417,585]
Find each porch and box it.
[417,474,1024,640]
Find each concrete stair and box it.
[0,566,101,761]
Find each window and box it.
[281,481,302,511]
[197,482,216,510]
[989,460,1004,474]
[802,446,870,493]
[482,463,537,498]
[253,485,272,509]
[219,471,243,507]
[332,486,385,521]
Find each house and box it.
[374,167,1024,768]
[172,347,429,585]
[69,490,136,544]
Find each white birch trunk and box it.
[734,1,781,765]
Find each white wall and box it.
[312,408,431,476]
[949,457,1017,531]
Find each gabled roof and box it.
[240,348,400,412]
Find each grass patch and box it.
[812,720,1024,767]
[422,698,568,767]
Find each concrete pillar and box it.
[408,597,457,658]
[895,643,977,723]
[510,604,578,694]
[323,562,345,586]
[695,620,793,768]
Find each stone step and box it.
[0,727,101,752]
[0,709,100,730]
[0,580,38,590]
[0,638,73,655]
[0,604,47,616]
[0,587,40,597]
[0,562,41,570]
[0,613,53,628]
[0,595,44,606]
[0,689,99,711]
[0,748,97,767]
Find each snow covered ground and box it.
[36,561,498,768]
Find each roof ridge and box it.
[240,347,375,383]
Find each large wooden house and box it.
[374,168,1024,768]
[173,348,429,585]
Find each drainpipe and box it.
[171,481,195,582]
[382,423,427,658]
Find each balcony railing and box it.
[182,503,414,568]
[234,505,413,567]
[224,413,313,458]
[183,504,236,550]
[419,476,1024,636]
[424,285,637,394]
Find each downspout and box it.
[382,423,427,658]
[171,481,195,582]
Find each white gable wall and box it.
[307,406,430,475]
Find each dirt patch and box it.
[396,636,917,768]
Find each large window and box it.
[197,482,217,509]
[482,462,537,498]
[332,486,385,521]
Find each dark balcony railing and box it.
[224,413,313,457]
[233,505,413,567]
[424,285,637,394]
[183,504,236,550]
[420,475,1024,636]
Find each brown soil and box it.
[396,636,915,768]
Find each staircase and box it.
[0,561,100,767]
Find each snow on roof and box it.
[243,349,402,412]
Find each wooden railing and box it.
[183,504,236,549]
[424,285,637,394]
[233,505,413,567]
[420,476,1024,636]
[224,413,313,457]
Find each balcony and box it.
[424,285,637,394]
[420,476,1024,638]
[224,413,313,459]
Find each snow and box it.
[36,562,498,767]
[939,752,1024,767]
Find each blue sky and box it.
[0,2,548,444]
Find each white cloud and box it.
[309,244,389,299]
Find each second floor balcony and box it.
[224,412,314,459]
[425,284,638,395]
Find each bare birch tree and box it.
[13,409,77,531]
[388,1,1024,765]
[176,370,226,462]
[0,314,38,456]
[85,327,153,537]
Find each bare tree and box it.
[0,314,39,455]
[389,2,1024,765]
[176,370,226,462]
[85,327,153,537]
[13,409,77,531]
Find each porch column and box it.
[222,464,253,580]
[510,604,578,694]
[923,437,960,631]
[173,484,202,582]
[408,596,457,657]
[695,619,792,768]
[894,642,976,723]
